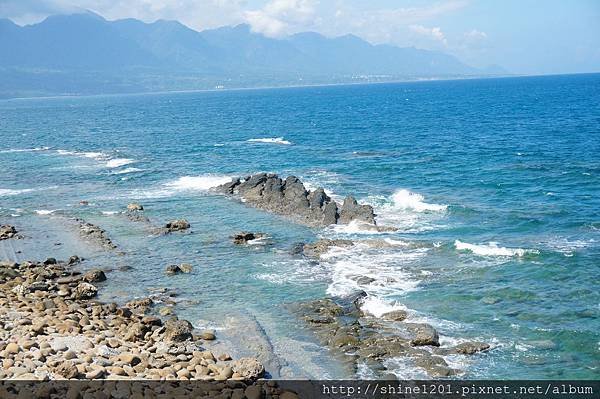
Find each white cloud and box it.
[409,24,447,46]
[464,29,487,40]
[244,0,317,37]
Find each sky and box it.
[1,0,599,75]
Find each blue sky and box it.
[1,0,599,74]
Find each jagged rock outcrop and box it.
[216,173,375,227]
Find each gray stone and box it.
[408,324,440,347]
[216,173,377,227]
[83,269,106,283]
[163,319,193,342]
[231,358,264,380]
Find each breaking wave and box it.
[247,137,292,145]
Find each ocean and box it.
[0,73,599,379]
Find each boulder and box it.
[231,358,264,380]
[83,269,106,283]
[302,239,354,258]
[452,341,490,355]
[127,203,144,211]
[178,263,193,273]
[408,324,440,347]
[54,361,79,379]
[381,310,408,321]
[338,196,376,225]
[231,232,263,244]
[165,265,182,275]
[125,297,153,311]
[68,255,81,265]
[73,283,98,300]
[163,319,193,342]
[0,225,18,240]
[165,219,190,232]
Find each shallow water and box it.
[1,74,599,378]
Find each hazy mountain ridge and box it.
[0,11,502,98]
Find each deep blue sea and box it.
[0,74,599,379]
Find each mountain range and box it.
[0,11,505,98]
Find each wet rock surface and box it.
[74,218,118,250]
[231,232,265,244]
[165,219,190,232]
[216,173,376,227]
[292,291,489,378]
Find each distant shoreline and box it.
[2,72,597,102]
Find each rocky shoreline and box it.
[0,256,270,385]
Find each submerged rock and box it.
[165,219,190,232]
[178,263,193,273]
[452,341,491,355]
[232,232,264,244]
[215,173,376,227]
[165,265,182,275]
[127,203,144,211]
[302,239,354,258]
[0,225,20,240]
[75,218,118,250]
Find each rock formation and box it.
[216,173,375,227]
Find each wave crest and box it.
[390,189,447,212]
[247,137,292,145]
[164,175,232,191]
[454,240,536,257]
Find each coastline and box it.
[0,72,543,102]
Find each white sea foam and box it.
[101,211,119,215]
[0,188,36,197]
[364,189,448,233]
[34,209,58,215]
[247,137,292,145]
[543,237,595,257]
[164,175,232,191]
[106,158,135,168]
[328,220,388,235]
[254,259,329,285]
[0,146,50,153]
[56,149,108,160]
[127,174,232,199]
[360,296,409,318]
[454,240,535,257]
[112,167,143,175]
[323,243,425,298]
[389,189,448,212]
[82,152,107,159]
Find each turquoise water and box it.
[0,74,599,379]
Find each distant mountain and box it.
[0,11,501,98]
